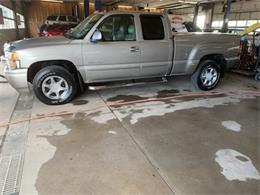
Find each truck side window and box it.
[98,14,136,41]
[140,15,164,40]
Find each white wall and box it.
[213,0,260,21]
[170,0,260,27]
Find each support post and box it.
[11,0,19,39]
[204,3,215,31]
[72,3,80,18]
[94,0,102,12]
[84,0,89,18]
[193,3,200,26]
[21,0,29,37]
[209,3,215,29]
[221,0,232,33]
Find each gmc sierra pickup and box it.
[3,11,240,105]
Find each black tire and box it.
[191,60,221,91]
[33,66,77,105]
[255,73,260,82]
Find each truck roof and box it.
[98,11,164,16]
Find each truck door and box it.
[139,15,172,77]
[83,14,141,82]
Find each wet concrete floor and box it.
[1,73,259,195]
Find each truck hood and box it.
[9,36,72,51]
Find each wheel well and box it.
[199,54,227,76]
[27,60,79,83]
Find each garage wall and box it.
[25,1,74,37]
[25,1,95,38]
[0,0,26,54]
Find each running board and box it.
[88,77,168,91]
[232,69,256,76]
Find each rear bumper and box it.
[4,66,30,92]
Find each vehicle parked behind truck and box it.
[45,15,80,25]
[3,11,240,105]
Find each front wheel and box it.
[191,60,221,91]
[33,66,77,105]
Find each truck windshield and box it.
[67,14,103,39]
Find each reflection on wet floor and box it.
[35,111,171,195]
[156,89,180,98]
[107,95,148,103]
[71,99,89,105]
[107,89,181,102]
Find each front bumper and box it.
[4,66,30,92]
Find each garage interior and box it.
[0,0,259,195]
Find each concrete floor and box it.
[0,73,259,195]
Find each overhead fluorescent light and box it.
[79,2,94,6]
[144,7,157,10]
[40,0,63,3]
[178,0,197,4]
[118,5,133,9]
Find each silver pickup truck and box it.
[3,11,240,105]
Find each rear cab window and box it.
[140,15,165,40]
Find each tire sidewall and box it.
[255,73,260,82]
[33,66,77,105]
[196,60,221,91]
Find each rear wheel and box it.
[255,72,260,82]
[192,60,221,90]
[33,66,77,105]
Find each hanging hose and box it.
[0,88,259,128]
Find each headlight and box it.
[8,52,20,69]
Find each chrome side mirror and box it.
[91,30,102,42]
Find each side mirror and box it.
[91,30,102,42]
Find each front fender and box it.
[19,43,82,69]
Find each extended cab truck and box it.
[3,11,240,105]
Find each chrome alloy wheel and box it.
[41,76,70,100]
[200,66,219,87]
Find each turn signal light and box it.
[8,52,20,69]
[10,52,20,61]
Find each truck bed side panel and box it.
[171,33,240,75]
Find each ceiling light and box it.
[40,0,63,3]
[79,2,94,6]
[178,0,197,4]
[118,5,133,9]
[144,7,157,10]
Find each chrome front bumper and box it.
[3,66,30,92]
